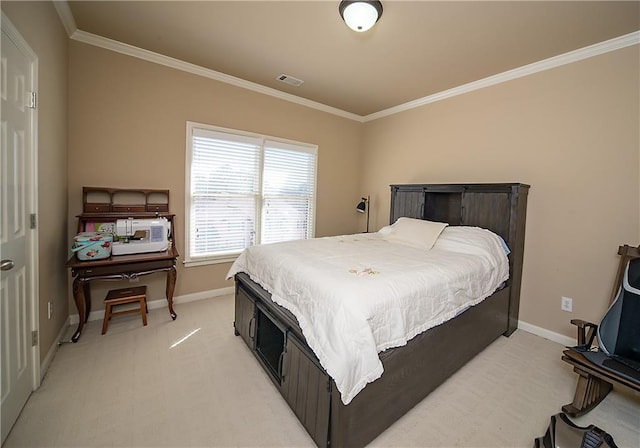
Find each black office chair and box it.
[579,256,640,376]
[561,245,640,417]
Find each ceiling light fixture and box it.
[339,1,383,33]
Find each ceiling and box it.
[65,1,640,117]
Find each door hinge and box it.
[27,91,37,109]
[30,213,36,229]
[32,330,38,346]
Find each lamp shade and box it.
[339,1,383,32]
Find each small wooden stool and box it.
[102,286,148,335]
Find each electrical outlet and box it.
[47,301,53,319]
[561,296,573,312]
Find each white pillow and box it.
[384,217,448,250]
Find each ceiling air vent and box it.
[276,74,304,87]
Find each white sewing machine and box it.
[112,218,170,256]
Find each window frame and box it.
[184,121,318,267]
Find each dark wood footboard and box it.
[234,272,511,447]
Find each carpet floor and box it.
[4,294,639,447]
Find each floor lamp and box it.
[356,196,370,233]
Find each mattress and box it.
[227,225,509,404]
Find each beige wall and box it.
[361,46,640,339]
[1,1,69,363]
[67,41,363,309]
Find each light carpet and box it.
[4,294,639,447]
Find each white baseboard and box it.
[69,286,234,325]
[67,288,576,347]
[518,320,575,347]
[40,315,71,381]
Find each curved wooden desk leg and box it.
[83,281,92,322]
[562,368,613,417]
[166,265,177,320]
[71,278,87,343]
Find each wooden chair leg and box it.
[562,368,613,417]
[102,303,111,335]
[140,298,148,326]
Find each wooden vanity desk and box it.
[65,187,179,342]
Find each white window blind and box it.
[186,123,317,265]
[262,141,316,244]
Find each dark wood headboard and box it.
[389,183,530,334]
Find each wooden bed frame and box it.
[233,183,529,447]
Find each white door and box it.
[1,15,38,444]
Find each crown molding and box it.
[70,29,364,123]
[52,0,77,37]
[2,12,37,60]
[364,30,640,122]
[58,0,638,124]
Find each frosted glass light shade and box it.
[340,1,382,32]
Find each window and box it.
[185,122,317,265]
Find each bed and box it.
[230,183,529,447]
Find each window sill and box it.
[183,255,239,267]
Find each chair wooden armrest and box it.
[569,319,597,347]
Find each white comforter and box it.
[226,226,509,405]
